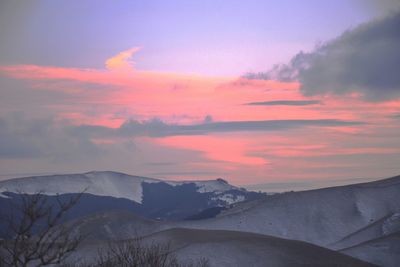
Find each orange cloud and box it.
[105,47,141,72]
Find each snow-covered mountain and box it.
[0,171,263,222]
[144,228,375,267]
[2,172,399,266]
[68,227,375,267]
[173,175,400,248]
[0,171,242,203]
[62,174,400,266]
[341,231,400,267]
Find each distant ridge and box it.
[0,171,264,222]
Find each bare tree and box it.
[0,191,209,267]
[0,192,84,267]
[83,237,209,267]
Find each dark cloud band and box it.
[115,118,363,137]
[245,100,321,106]
[0,114,365,159]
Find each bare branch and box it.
[0,191,85,267]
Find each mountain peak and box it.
[216,178,228,184]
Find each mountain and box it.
[2,171,399,266]
[341,231,400,267]
[172,175,400,249]
[145,228,376,267]
[65,226,376,267]
[0,171,263,224]
[52,174,400,266]
[67,210,162,241]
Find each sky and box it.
[0,0,400,189]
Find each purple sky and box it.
[0,0,400,190]
[0,0,383,75]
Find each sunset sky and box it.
[0,0,399,189]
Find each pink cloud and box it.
[1,48,399,183]
[155,135,268,167]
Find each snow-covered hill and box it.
[0,171,263,221]
[2,172,399,266]
[66,226,376,267]
[341,231,400,267]
[173,175,400,249]
[0,171,240,204]
[146,228,376,267]
[68,210,162,241]
[26,174,400,267]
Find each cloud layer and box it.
[245,100,321,106]
[71,117,364,139]
[0,114,100,160]
[1,41,399,183]
[245,12,400,101]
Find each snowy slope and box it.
[0,171,155,203]
[0,171,243,204]
[170,175,400,248]
[68,227,376,267]
[67,210,162,241]
[0,171,263,222]
[330,212,400,250]
[45,175,400,266]
[341,231,400,267]
[146,228,376,267]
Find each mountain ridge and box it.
[0,171,264,222]
[0,170,247,204]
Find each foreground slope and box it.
[72,228,376,267]
[341,231,400,267]
[148,228,376,267]
[173,175,400,248]
[68,210,162,241]
[2,172,399,266]
[64,175,400,266]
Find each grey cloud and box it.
[149,171,220,177]
[0,114,213,180]
[0,114,101,160]
[245,12,400,101]
[361,0,400,14]
[243,50,308,82]
[389,113,400,119]
[0,114,365,159]
[144,162,177,166]
[112,117,364,137]
[245,100,321,106]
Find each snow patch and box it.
[382,213,400,236]
[213,194,246,205]
[162,179,237,194]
